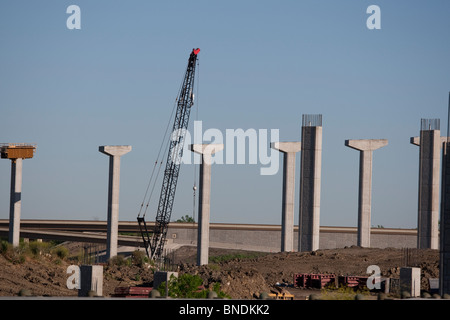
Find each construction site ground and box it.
[0,243,440,300]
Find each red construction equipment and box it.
[294,273,309,288]
[113,286,153,298]
[338,276,369,289]
[294,273,370,290]
[294,273,336,289]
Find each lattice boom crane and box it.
[138,48,200,260]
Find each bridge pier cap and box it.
[345,139,388,151]
[99,145,132,157]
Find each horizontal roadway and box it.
[0,219,417,245]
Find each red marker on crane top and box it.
[193,48,200,55]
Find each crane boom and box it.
[138,48,200,260]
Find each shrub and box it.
[28,241,51,257]
[18,289,32,297]
[320,285,370,300]
[108,254,128,266]
[209,252,267,264]
[131,250,148,267]
[158,273,230,299]
[0,240,11,254]
[158,273,204,298]
[1,240,66,264]
[52,245,69,260]
[0,240,23,264]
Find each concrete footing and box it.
[79,265,103,297]
[99,145,132,260]
[189,144,224,266]
[400,267,421,298]
[345,139,388,247]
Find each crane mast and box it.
[138,48,200,261]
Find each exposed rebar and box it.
[302,114,322,127]
[421,118,440,131]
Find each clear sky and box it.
[0,1,449,229]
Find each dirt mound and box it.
[0,254,76,297]
[0,244,440,299]
[178,262,271,299]
[173,246,440,298]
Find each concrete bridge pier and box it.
[9,158,23,247]
[271,141,301,252]
[345,139,388,248]
[410,119,446,249]
[1,144,36,247]
[99,145,132,260]
[299,114,323,252]
[440,138,450,296]
[190,143,223,266]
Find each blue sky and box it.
[0,1,449,229]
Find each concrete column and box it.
[9,158,23,247]
[299,115,323,252]
[189,143,223,266]
[99,145,132,260]
[440,140,450,296]
[345,139,388,248]
[1,144,35,247]
[410,133,447,249]
[271,141,301,252]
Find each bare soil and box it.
[0,244,440,299]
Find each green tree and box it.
[176,215,195,223]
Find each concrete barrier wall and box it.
[167,225,418,252]
[0,220,418,252]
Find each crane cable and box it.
[137,100,175,219]
[137,67,188,219]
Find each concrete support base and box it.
[99,145,132,260]
[190,144,224,266]
[400,267,421,298]
[79,265,103,297]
